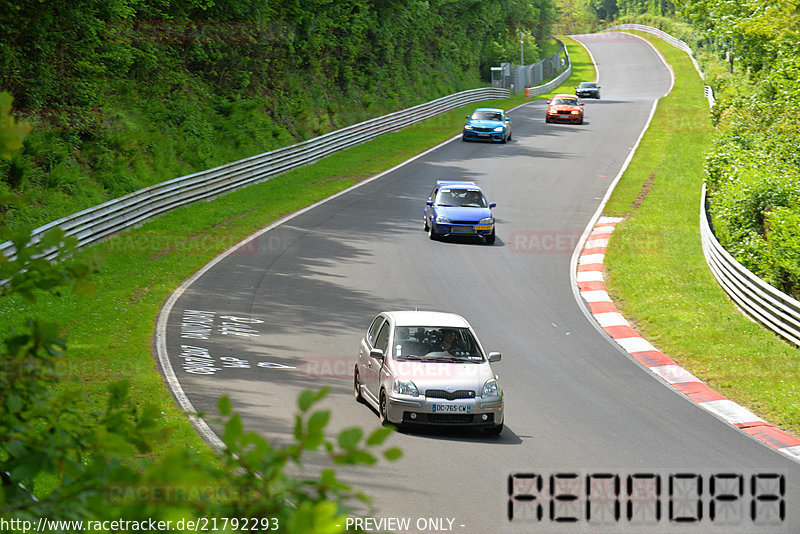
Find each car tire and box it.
[462,135,468,142]
[485,230,496,245]
[354,368,364,404]
[427,223,438,240]
[578,118,584,125]
[379,390,389,426]
[485,422,504,435]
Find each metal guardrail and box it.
[1,87,509,261]
[525,41,571,97]
[700,185,800,346]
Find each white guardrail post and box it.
[0,87,508,261]
[606,24,800,346]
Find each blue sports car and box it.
[462,108,512,143]
[424,181,496,244]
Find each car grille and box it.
[426,389,476,400]
[473,127,494,132]
[449,220,478,225]
[401,412,495,425]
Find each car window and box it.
[471,111,502,121]
[393,326,484,361]
[374,322,390,353]
[553,98,578,105]
[367,316,384,346]
[435,188,487,208]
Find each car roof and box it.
[382,310,471,328]
[435,180,481,189]
[472,107,504,113]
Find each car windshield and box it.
[553,97,578,105]
[471,111,503,121]
[393,326,484,362]
[435,188,487,207]
[579,82,596,88]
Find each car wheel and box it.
[424,216,429,232]
[578,118,584,125]
[485,422,504,435]
[462,135,468,142]
[427,222,438,240]
[354,368,364,404]
[485,230,496,245]
[379,390,389,426]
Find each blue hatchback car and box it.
[462,108,512,143]
[424,181,496,244]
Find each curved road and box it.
[158,33,799,533]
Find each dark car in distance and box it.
[576,81,601,99]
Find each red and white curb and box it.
[577,216,800,462]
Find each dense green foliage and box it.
[0,0,556,232]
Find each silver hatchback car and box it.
[354,311,504,434]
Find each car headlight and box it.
[571,110,581,114]
[493,126,504,132]
[464,124,473,130]
[393,379,419,397]
[479,217,494,225]
[435,215,450,223]
[481,378,501,398]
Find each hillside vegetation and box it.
[0,0,557,231]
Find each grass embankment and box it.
[0,37,594,464]
[602,32,800,435]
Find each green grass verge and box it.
[1,37,594,464]
[602,32,800,435]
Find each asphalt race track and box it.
[157,33,800,533]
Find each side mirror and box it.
[370,348,385,360]
[489,202,496,209]
[426,200,433,206]
[488,352,501,362]
[580,102,585,106]
[466,115,471,119]
[546,100,550,104]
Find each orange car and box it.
[545,94,584,124]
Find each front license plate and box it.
[452,226,474,234]
[432,404,471,413]
[474,224,492,231]
[478,133,490,137]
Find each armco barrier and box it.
[525,40,571,97]
[0,87,508,261]
[700,184,800,347]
